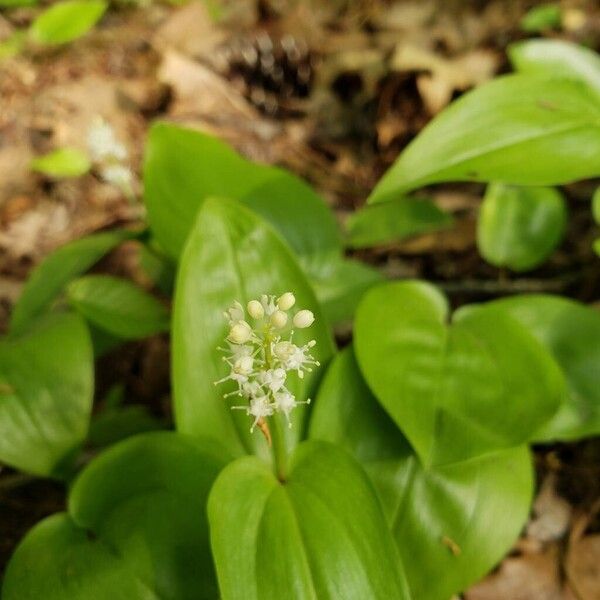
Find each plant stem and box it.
[270,413,288,482]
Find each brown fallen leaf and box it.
[153,2,226,59]
[527,474,573,544]
[390,43,499,114]
[465,544,564,600]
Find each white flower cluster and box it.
[214,292,319,435]
[87,117,134,193]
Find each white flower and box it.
[260,294,278,316]
[228,321,252,344]
[215,291,319,434]
[280,341,319,379]
[274,391,311,426]
[293,309,315,329]
[224,301,245,325]
[273,340,295,362]
[232,395,274,432]
[226,343,252,360]
[101,164,133,189]
[259,368,287,393]
[242,380,262,397]
[247,300,264,319]
[277,292,295,311]
[233,356,254,376]
[214,355,253,394]
[87,118,127,162]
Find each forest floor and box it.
[0,0,599,596]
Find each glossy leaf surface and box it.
[29,0,107,45]
[309,348,533,600]
[3,432,227,599]
[477,183,566,272]
[173,197,334,459]
[10,229,134,336]
[509,39,600,94]
[368,75,600,201]
[67,275,170,339]
[346,197,452,248]
[354,281,562,465]
[144,123,340,263]
[0,313,92,476]
[489,295,600,440]
[208,440,411,600]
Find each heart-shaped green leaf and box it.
[143,123,341,265]
[477,183,567,272]
[0,312,92,477]
[488,295,600,440]
[509,39,600,94]
[67,275,170,339]
[3,432,228,599]
[173,197,335,460]
[368,75,600,202]
[208,439,411,600]
[29,0,107,46]
[10,229,135,336]
[354,281,563,465]
[309,348,533,600]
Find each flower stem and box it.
[270,413,288,482]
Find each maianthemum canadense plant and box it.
[0,38,599,600]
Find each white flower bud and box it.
[293,309,314,329]
[277,292,296,311]
[247,300,264,319]
[228,321,252,344]
[270,310,288,328]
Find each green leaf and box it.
[593,186,600,223]
[143,123,341,264]
[520,3,561,32]
[208,440,411,600]
[3,432,227,599]
[0,0,37,6]
[139,242,176,295]
[0,30,27,60]
[477,183,567,272]
[29,0,107,46]
[0,312,93,476]
[488,295,600,440]
[346,197,452,249]
[309,348,534,600]
[2,514,160,600]
[173,197,335,459]
[368,75,600,202]
[509,39,600,94]
[10,229,135,336]
[354,281,563,465]
[88,405,165,448]
[67,275,170,339]
[30,147,91,178]
[310,257,383,325]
